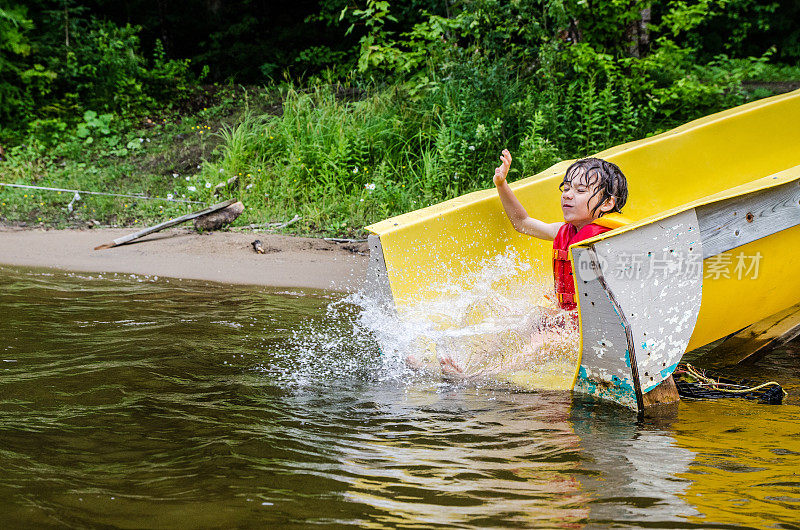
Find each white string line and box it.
[0,183,207,204]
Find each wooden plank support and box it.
[698,301,800,366]
[642,375,680,408]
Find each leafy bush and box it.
[0,2,33,126]
[1,14,197,142]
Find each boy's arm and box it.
[494,150,561,241]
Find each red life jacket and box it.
[552,222,611,310]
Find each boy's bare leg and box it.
[529,329,547,351]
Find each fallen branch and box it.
[274,214,301,229]
[228,222,273,231]
[229,215,301,231]
[324,237,368,243]
[213,175,239,195]
[94,199,237,250]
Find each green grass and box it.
[2,69,797,237]
[1,112,225,229]
[1,84,438,236]
[207,84,473,236]
[0,87,265,231]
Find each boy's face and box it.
[559,170,615,227]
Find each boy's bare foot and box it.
[404,354,423,369]
[439,354,486,380]
[439,354,463,377]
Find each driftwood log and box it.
[194,201,244,230]
[94,199,237,250]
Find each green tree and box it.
[0,2,33,123]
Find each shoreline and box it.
[0,226,369,292]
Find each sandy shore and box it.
[0,226,369,292]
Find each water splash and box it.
[259,291,387,392]
[350,248,582,391]
[253,248,581,394]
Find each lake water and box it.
[1,266,798,528]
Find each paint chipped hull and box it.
[571,168,800,409]
[365,89,800,412]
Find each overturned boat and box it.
[365,89,800,412]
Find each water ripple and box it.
[1,265,798,528]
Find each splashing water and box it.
[253,248,581,395]
[347,248,583,391]
[257,294,385,391]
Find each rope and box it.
[683,363,788,398]
[0,183,206,204]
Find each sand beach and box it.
[0,226,369,291]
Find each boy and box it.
[493,149,628,311]
[436,151,629,378]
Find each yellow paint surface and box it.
[688,224,800,350]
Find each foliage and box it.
[2,0,799,236]
[0,105,227,229]
[0,1,33,124]
[1,7,197,143]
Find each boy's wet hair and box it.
[559,157,628,217]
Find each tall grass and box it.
[210,85,425,235]
[204,69,656,235]
[206,83,478,235]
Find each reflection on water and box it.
[674,398,800,527]
[1,265,798,528]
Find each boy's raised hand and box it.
[493,149,512,186]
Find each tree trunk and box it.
[628,5,651,58]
